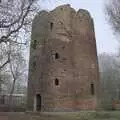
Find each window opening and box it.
[91,83,95,95]
[55,53,59,59]
[55,78,59,86]
[36,94,41,111]
[50,22,53,30]
[62,46,65,49]
[32,40,37,49]
[33,61,36,67]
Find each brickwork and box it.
[113,100,120,110]
[27,4,100,112]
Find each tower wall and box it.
[27,5,100,111]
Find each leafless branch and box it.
[105,0,120,33]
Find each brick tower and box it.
[27,4,100,112]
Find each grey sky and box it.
[40,0,119,54]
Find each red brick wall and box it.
[27,5,100,112]
[56,99,96,110]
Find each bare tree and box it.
[99,53,120,109]
[0,0,59,70]
[0,0,39,70]
[8,45,27,111]
[105,0,120,34]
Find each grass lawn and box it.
[29,111,120,120]
[1,111,120,120]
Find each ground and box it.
[0,111,120,120]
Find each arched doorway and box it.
[34,94,41,111]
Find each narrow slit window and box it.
[50,22,53,30]
[32,40,37,49]
[91,83,95,95]
[55,78,59,86]
[33,61,36,67]
[55,53,59,59]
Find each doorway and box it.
[36,94,41,111]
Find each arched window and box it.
[36,94,41,111]
[55,78,59,86]
[55,53,59,59]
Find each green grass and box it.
[29,111,120,120]
[1,111,120,120]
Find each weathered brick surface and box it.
[0,116,8,120]
[46,99,97,111]
[113,100,120,110]
[27,4,100,112]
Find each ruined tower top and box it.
[31,4,95,48]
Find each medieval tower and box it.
[27,5,100,112]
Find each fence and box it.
[0,94,26,112]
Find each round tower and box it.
[27,4,100,112]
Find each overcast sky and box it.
[40,0,119,54]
